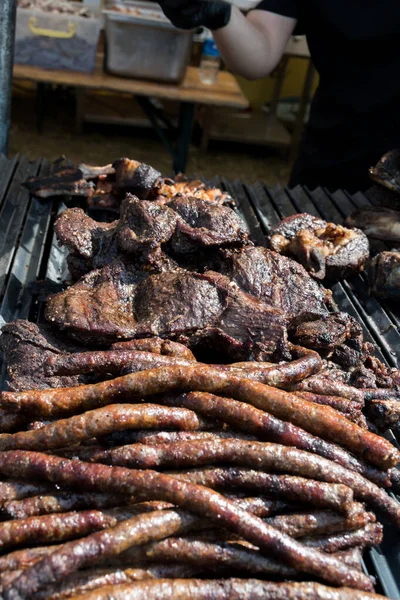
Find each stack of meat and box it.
[0,159,399,597]
[343,149,400,299]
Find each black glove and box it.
[159,0,231,31]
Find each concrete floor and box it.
[8,92,291,185]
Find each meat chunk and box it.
[23,168,95,199]
[151,175,234,207]
[269,214,370,281]
[44,260,145,345]
[168,196,248,255]
[367,251,400,300]
[45,266,288,360]
[292,313,370,369]
[0,320,84,391]
[218,246,331,322]
[369,148,400,195]
[345,207,400,243]
[112,158,161,198]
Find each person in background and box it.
[157,0,400,193]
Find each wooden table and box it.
[13,59,248,173]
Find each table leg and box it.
[174,102,195,174]
[36,82,46,133]
[75,88,85,134]
[289,60,316,165]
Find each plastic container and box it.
[199,35,220,85]
[14,3,101,73]
[103,0,193,84]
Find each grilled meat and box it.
[218,246,332,322]
[345,207,400,243]
[269,214,370,282]
[23,168,95,199]
[152,175,234,207]
[369,149,400,195]
[112,158,161,198]
[292,313,371,370]
[367,251,400,300]
[0,320,86,391]
[45,265,288,360]
[55,195,248,279]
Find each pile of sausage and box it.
[0,338,399,599]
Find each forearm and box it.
[213,8,296,80]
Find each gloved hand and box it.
[158,0,231,31]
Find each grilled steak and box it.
[345,207,400,243]
[151,175,234,207]
[367,251,400,300]
[269,214,370,281]
[45,265,288,360]
[217,246,332,322]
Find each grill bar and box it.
[0,156,400,597]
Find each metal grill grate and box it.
[0,155,400,598]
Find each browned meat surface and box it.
[292,313,371,370]
[269,214,369,282]
[369,149,400,195]
[23,168,95,198]
[112,158,161,198]
[151,175,234,207]
[367,251,400,300]
[37,579,383,600]
[218,246,331,321]
[345,207,400,242]
[54,195,248,278]
[45,268,289,360]
[167,196,247,255]
[0,320,86,392]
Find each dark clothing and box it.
[257,0,400,192]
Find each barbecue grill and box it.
[0,152,400,598]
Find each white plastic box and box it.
[14,3,101,73]
[103,0,193,84]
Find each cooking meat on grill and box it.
[345,207,400,243]
[367,251,400,300]
[45,266,289,360]
[292,313,371,369]
[55,194,248,279]
[112,158,161,199]
[151,174,234,207]
[218,246,332,322]
[23,168,95,198]
[0,320,86,392]
[368,149,400,195]
[269,213,370,282]
[167,196,248,255]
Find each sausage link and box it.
[0,405,210,451]
[45,579,385,600]
[1,365,394,468]
[0,451,373,592]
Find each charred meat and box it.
[269,214,370,281]
[345,207,400,243]
[45,266,289,360]
[367,251,400,300]
[54,195,248,279]
[218,246,332,322]
[369,149,400,195]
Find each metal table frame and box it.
[0,0,16,155]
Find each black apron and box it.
[258,0,400,192]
